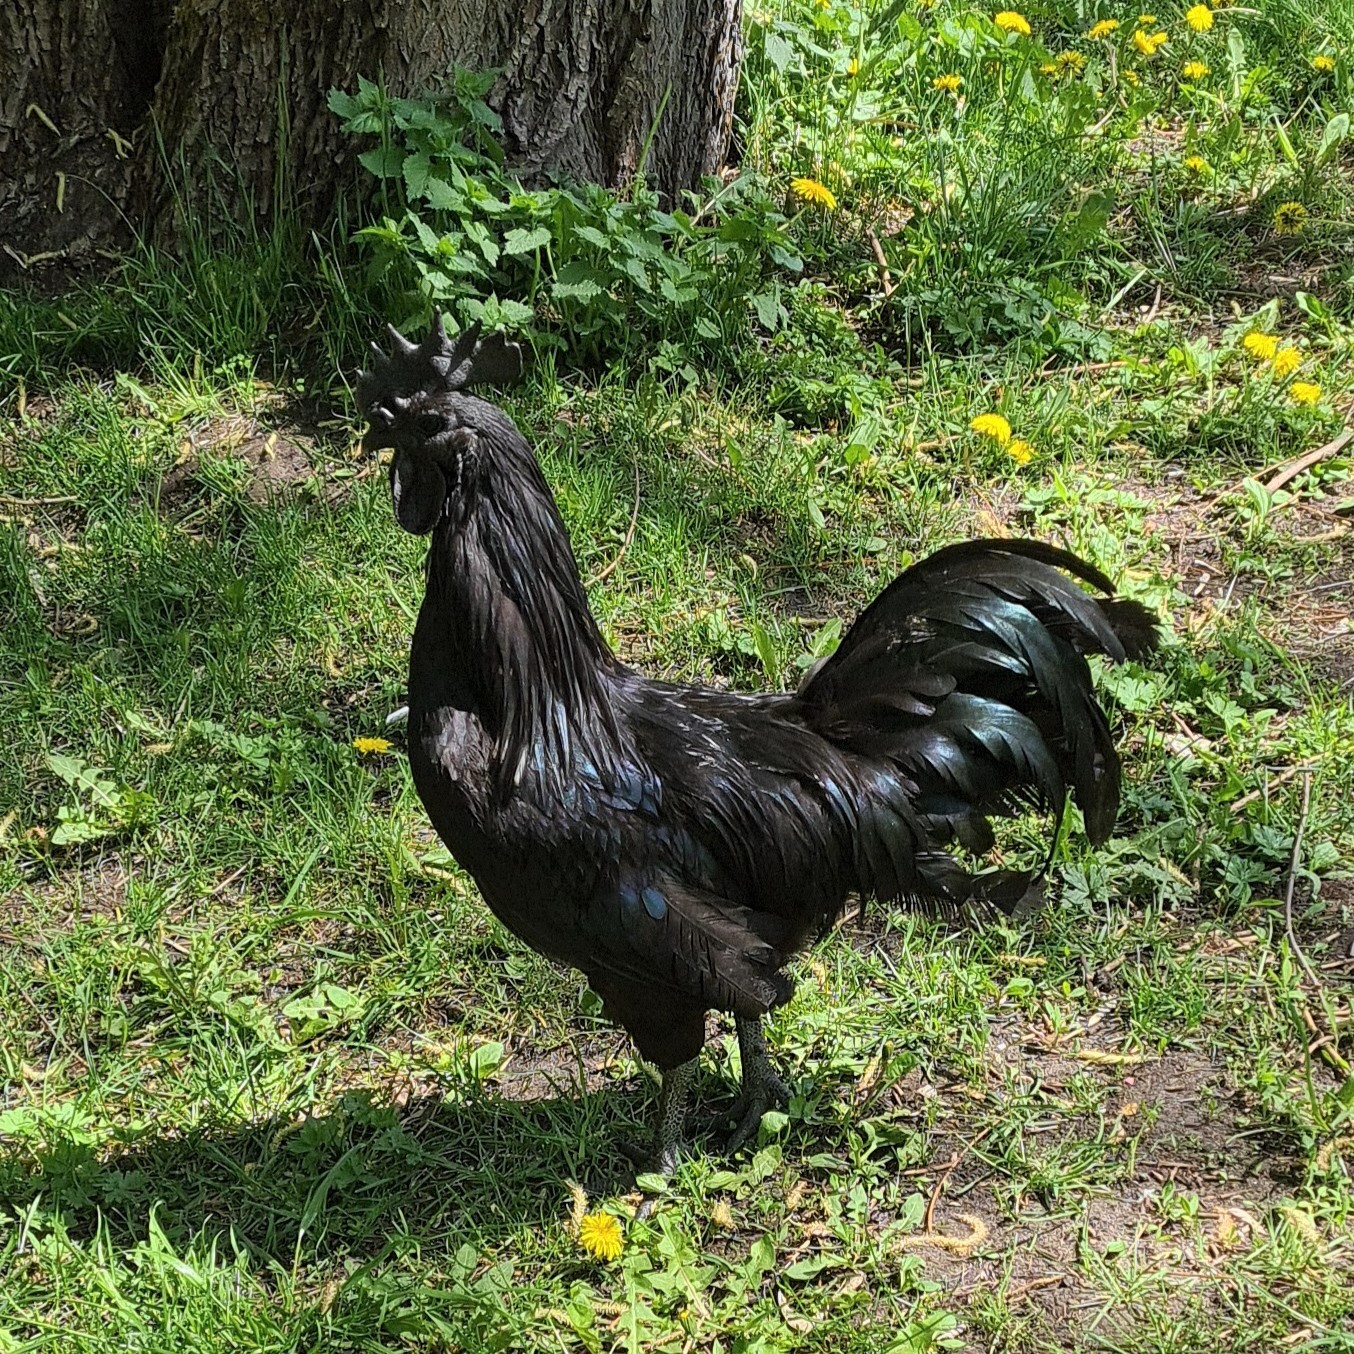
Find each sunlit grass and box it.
[2,0,1352,1349]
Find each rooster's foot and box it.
[623,1056,696,1201]
[620,1137,682,1179]
[724,1015,792,1154]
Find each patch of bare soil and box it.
[898,1037,1293,1350]
[1318,877,1354,963]
[1145,470,1353,687]
[0,854,131,941]
[158,412,337,508]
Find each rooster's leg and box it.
[651,1058,696,1175]
[726,1015,791,1153]
[624,1057,696,1181]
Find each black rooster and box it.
[358,318,1157,1171]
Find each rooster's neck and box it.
[412,435,627,793]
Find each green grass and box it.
[3,0,1354,1350]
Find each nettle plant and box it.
[329,71,803,369]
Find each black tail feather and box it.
[795,538,1158,908]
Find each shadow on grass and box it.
[0,1082,645,1264]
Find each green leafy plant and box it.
[329,72,803,368]
[45,753,154,846]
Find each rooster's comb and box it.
[357,309,523,414]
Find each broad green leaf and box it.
[503,226,552,255]
[1316,112,1350,166]
[358,145,406,180]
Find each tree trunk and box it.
[1,0,743,286]
[0,0,168,273]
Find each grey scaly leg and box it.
[627,1059,696,1216]
[625,1056,697,1183]
[651,1057,696,1175]
[725,1015,791,1153]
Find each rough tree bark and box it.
[1,0,743,285]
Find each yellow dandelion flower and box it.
[1137,14,1158,26]
[1272,200,1307,236]
[352,736,393,754]
[815,0,830,9]
[1088,18,1120,37]
[1289,381,1321,406]
[1185,5,1213,33]
[1058,50,1087,71]
[1271,347,1302,378]
[1123,67,1141,84]
[1008,439,1034,466]
[1184,154,1210,174]
[791,176,838,211]
[970,413,1013,446]
[1133,29,1168,54]
[1311,54,1335,72]
[578,1211,623,1261]
[1041,61,1059,74]
[1182,60,1209,78]
[847,57,860,76]
[933,72,963,92]
[994,11,1032,36]
[1242,331,1279,361]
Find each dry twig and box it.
[1264,429,1353,495]
[923,1126,993,1233]
[865,227,895,297]
[0,493,77,507]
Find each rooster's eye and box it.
[417,412,445,438]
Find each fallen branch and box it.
[1034,359,1128,379]
[1200,427,1352,518]
[1284,771,1320,992]
[1228,762,1313,814]
[1280,773,1348,1076]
